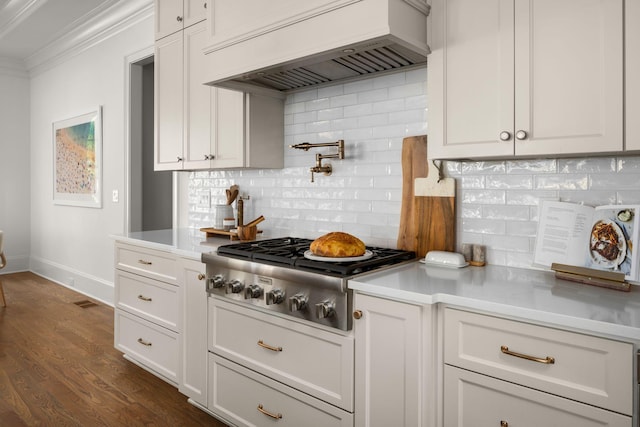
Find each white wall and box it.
[0,60,31,272]
[28,15,154,303]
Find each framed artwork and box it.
[53,107,102,208]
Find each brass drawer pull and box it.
[137,294,152,302]
[257,404,282,419]
[500,421,508,427]
[257,340,282,352]
[137,338,152,347]
[137,259,152,265]
[501,345,555,364]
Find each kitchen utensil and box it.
[397,135,456,258]
[226,185,239,205]
[214,204,234,229]
[236,225,258,241]
[244,215,265,228]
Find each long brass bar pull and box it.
[257,340,282,352]
[138,259,152,265]
[500,345,555,364]
[257,404,282,419]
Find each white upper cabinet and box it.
[428,0,624,160]
[627,0,640,151]
[154,0,207,40]
[154,20,284,171]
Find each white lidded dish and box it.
[419,251,468,268]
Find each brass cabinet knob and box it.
[197,273,205,280]
[353,310,363,319]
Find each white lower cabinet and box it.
[442,307,634,426]
[115,309,180,383]
[114,241,181,385]
[208,354,353,427]
[209,297,354,411]
[444,365,631,427]
[353,292,432,427]
[207,297,354,425]
[179,258,208,406]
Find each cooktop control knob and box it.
[316,300,335,319]
[225,280,244,294]
[245,284,263,299]
[266,288,285,305]
[288,294,308,312]
[210,274,226,289]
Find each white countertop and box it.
[349,262,640,342]
[111,228,225,260]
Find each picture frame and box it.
[53,107,102,208]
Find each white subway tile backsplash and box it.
[558,157,616,173]
[482,205,530,221]
[617,157,640,172]
[507,159,557,174]
[486,175,532,190]
[186,68,640,273]
[533,174,588,190]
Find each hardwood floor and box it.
[0,272,227,427]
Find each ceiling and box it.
[0,0,117,60]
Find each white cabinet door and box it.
[179,258,207,406]
[627,0,640,151]
[154,0,183,40]
[353,293,425,427]
[155,0,206,40]
[183,21,214,169]
[428,0,515,159]
[154,31,184,171]
[183,23,247,169]
[428,0,624,160]
[444,365,631,427]
[183,0,206,29]
[514,0,623,156]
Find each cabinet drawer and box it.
[115,310,179,384]
[444,308,633,415]
[444,365,631,427]
[208,353,353,427]
[209,297,354,411]
[115,270,180,332]
[115,242,178,284]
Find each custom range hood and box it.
[202,0,430,93]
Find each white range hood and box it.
[202,0,430,93]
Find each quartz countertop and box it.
[111,228,226,260]
[349,262,640,342]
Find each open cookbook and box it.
[534,201,640,283]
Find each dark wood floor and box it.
[0,272,227,427]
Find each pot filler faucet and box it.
[289,140,345,182]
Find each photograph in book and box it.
[534,201,640,282]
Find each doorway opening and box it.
[127,51,173,232]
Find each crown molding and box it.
[0,56,28,78]
[26,0,153,77]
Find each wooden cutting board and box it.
[397,135,456,258]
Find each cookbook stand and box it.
[551,263,630,292]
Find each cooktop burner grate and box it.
[217,237,415,276]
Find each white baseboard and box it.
[29,256,114,306]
